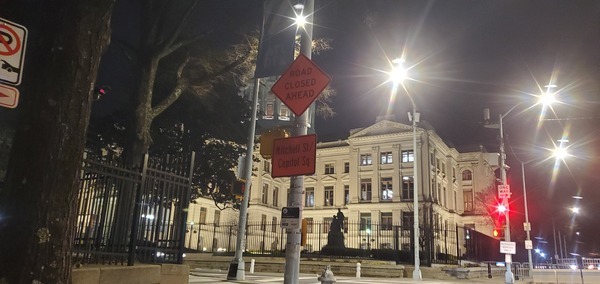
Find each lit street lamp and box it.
[390,58,421,281]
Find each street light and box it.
[390,58,421,281]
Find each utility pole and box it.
[498,113,515,284]
[283,1,313,283]
[227,77,260,280]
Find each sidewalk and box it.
[189,268,515,284]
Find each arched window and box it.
[462,170,472,181]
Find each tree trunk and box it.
[0,1,114,283]
[126,56,159,165]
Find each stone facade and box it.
[186,117,499,253]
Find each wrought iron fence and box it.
[183,221,492,265]
[72,152,194,265]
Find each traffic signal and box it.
[231,179,246,196]
[259,128,289,159]
[496,203,508,214]
[492,227,505,240]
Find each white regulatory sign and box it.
[525,240,533,250]
[0,17,28,86]
[498,185,511,199]
[500,241,516,254]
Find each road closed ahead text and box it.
[271,134,316,178]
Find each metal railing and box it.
[72,152,194,265]
[184,221,492,265]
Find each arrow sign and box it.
[271,54,331,116]
[0,83,19,108]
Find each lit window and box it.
[324,186,334,206]
[464,189,473,212]
[360,154,372,166]
[305,187,314,207]
[279,104,290,121]
[344,185,349,205]
[401,176,414,200]
[360,179,372,201]
[380,177,393,200]
[360,213,371,231]
[380,152,393,164]
[401,150,414,162]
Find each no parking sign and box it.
[0,17,27,86]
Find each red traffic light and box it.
[496,203,508,214]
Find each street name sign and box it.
[500,241,516,254]
[280,207,300,229]
[271,54,331,116]
[0,17,27,86]
[271,134,316,178]
[0,83,19,108]
[498,185,511,199]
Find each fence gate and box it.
[73,152,194,265]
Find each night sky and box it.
[83,0,600,257]
[309,1,600,256]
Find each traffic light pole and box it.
[283,1,313,283]
[227,77,261,281]
[498,113,515,284]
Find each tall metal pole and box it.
[227,77,261,280]
[553,218,559,262]
[412,104,422,280]
[521,162,534,273]
[499,114,515,284]
[283,1,313,283]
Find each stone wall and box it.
[71,264,189,284]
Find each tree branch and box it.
[157,0,199,57]
[151,56,191,118]
[194,53,248,85]
[158,31,211,60]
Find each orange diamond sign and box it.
[271,54,331,116]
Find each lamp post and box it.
[390,59,421,280]
[520,161,534,272]
[283,1,313,284]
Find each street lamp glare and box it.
[389,63,407,84]
[552,146,568,160]
[571,207,580,214]
[539,92,556,106]
[294,14,307,27]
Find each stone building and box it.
[186,116,499,258]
